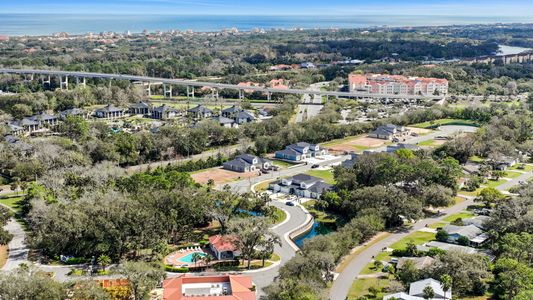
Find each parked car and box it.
[411,132,419,137]
[311,164,319,169]
[285,201,295,206]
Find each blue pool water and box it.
[294,221,333,248]
[179,252,206,263]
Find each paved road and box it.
[329,166,533,300]
[249,201,310,296]
[2,219,29,271]
[296,82,326,123]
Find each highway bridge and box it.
[0,68,445,101]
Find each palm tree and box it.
[97,254,111,272]
[423,286,435,300]
[202,254,213,269]
[440,274,453,300]
[191,252,202,268]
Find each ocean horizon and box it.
[1,14,533,36]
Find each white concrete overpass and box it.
[0,68,445,101]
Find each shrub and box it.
[457,236,470,246]
[164,265,189,273]
[65,257,87,265]
[436,229,449,242]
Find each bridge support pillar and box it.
[187,86,195,99]
[163,84,172,98]
[60,76,69,90]
[266,92,271,102]
[145,82,151,97]
[41,75,51,86]
[76,77,86,87]
[212,88,219,100]
[238,89,244,100]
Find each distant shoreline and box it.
[1,14,532,37]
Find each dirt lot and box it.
[406,127,433,135]
[325,136,386,153]
[191,167,258,185]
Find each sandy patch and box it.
[191,167,258,185]
[407,127,432,135]
[325,136,386,152]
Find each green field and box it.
[389,231,436,250]
[0,195,24,213]
[417,139,439,147]
[271,159,299,168]
[485,178,509,188]
[411,118,479,129]
[443,211,475,222]
[305,169,336,184]
[510,164,533,172]
[348,277,391,299]
[503,171,523,179]
[271,207,287,225]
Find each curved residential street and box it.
[249,201,310,296]
[329,165,533,300]
[0,123,487,296]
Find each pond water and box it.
[294,221,334,248]
[497,45,532,56]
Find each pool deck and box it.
[165,248,207,267]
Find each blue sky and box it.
[3,0,533,15]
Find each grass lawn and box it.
[336,232,391,273]
[270,253,281,262]
[411,118,479,129]
[503,171,523,179]
[305,169,335,184]
[469,156,486,163]
[271,207,287,225]
[428,222,448,229]
[458,187,483,197]
[302,200,338,225]
[389,231,436,250]
[510,164,533,172]
[443,211,475,223]
[0,245,7,268]
[253,180,274,192]
[271,159,298,168]
[348,277,391,299]
[485,179,508,188]
[417,139,438,147]
[0,195,24,213]
[454,196,466,205]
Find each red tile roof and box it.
[163,275,256,300]
[209,235,238,252]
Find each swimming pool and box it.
[179,252,206,263]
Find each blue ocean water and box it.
[0,14,531,36]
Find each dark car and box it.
[311,164,320,169]
[285,201,295,206]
